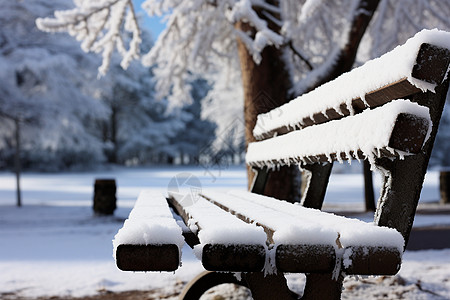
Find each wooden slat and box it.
[167,194,266,272]
[256,43,450,140]
[248,113,430,168]
[202,193,275,244]
[116,244,179,271]
[343,246,401,275]
[277,244,401,275]
[114,192,183,272]
[276,244,336,273]
[298,79,421,130]
[167,201,200,248]
[388,113,430,153]
[202,244,266,272]
[411,43,450,85]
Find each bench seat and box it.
[113,190,184,271]
[161,188,402,275]
[114,189,404,275]
[201,190,403,275]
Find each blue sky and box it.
[133,0,166,39]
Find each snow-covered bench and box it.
[113,29,450,299]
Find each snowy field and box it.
[1,165,450,299]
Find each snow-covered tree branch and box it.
[37,0,450,105]
[36,0,141,75]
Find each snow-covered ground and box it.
[0,165,449,299]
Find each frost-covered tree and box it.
[0,0,109,171]
[95,53,216,165]
[170,78,217,165]
[201,64,246,164]
[98,61,185,165]
[0,0,187,171]
[37,0,450,199]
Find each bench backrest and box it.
[246,29,450,248]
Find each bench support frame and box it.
[375,76,450,245]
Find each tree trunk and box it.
[14,118,22,207]
[236,0,380,202]
[236,20,299,202]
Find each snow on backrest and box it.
[246,100,431,168]
[253,29,450,140]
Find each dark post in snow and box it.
[14,118,22,207]
[440,170,450,204]
[14,71,24,207]
[93,179,117,215]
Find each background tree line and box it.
[1,0,450,181]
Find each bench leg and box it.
[300,163,333,209]
[243,272,299,300]
[179,271,248,300]
[179,271,299,300]
[302,272,344,300]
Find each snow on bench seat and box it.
[201,190,404,275]
[247,100,431,168]
[253,29,450,140]
[167,191,267,272]
[113,190,184,271]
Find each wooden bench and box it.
[113,29,450,299]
